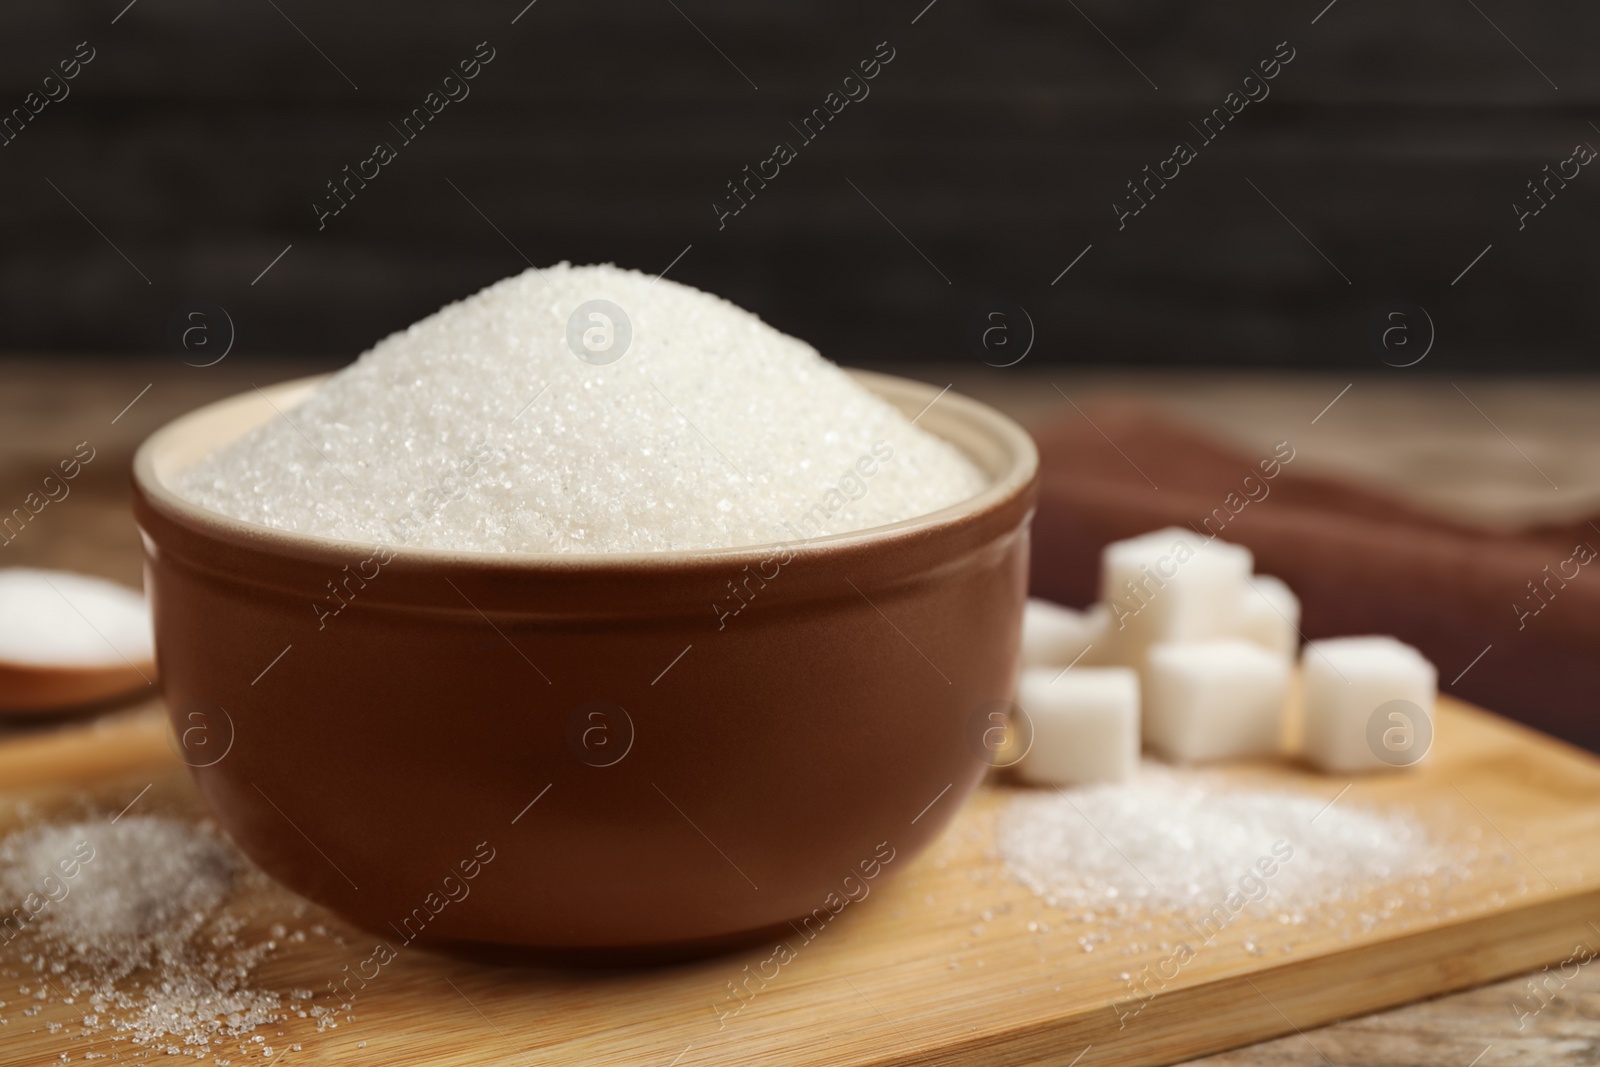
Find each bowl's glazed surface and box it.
[132,371,1037,958]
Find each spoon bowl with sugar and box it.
[0,568,156,713]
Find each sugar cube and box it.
[1302,636,1437,772]
[1099,528,1252,666]
[1015,666,1140,786]
[1236,575,1300,659]
[1021,598,1107,669]
[1144,640,1289,763]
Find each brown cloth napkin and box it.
[1029,401,1600,754]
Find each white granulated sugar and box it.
[176,264,988,553]
[999,766,1457,923]
[0,816,285,1057]
[0,569,153,667]
[0,817,232,958]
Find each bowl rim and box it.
[133,368,1038,572]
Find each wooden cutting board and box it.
[2,696,1598,1067]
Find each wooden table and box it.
[3,355,1598,1064]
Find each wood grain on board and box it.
[1,694,1597,1066]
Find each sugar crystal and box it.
[0,816,286,1056]
[999,765,1457,922]
[0,569,152,668]
[176,264,987,553]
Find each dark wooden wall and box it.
[0,1,1594,369]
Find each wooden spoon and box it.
[0,568,157,714]
[0,656,156,714]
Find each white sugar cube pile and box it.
[1015,666,1139,786]
[1020,599,1106,670]
[1235,574,1300,659]
[1098,528,1253,663]
[1015,527,1438,783]
[1144,640,1288,763]
[1302,636,1437,772]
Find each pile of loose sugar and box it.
[0,569,153,667]
[0,815,293,1059]
[999,766,1463,925]
[176,264,989,553]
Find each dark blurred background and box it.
[0,0,1594,368]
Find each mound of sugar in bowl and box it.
[176,264,989,553]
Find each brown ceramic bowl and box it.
[132,370,1038,960]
